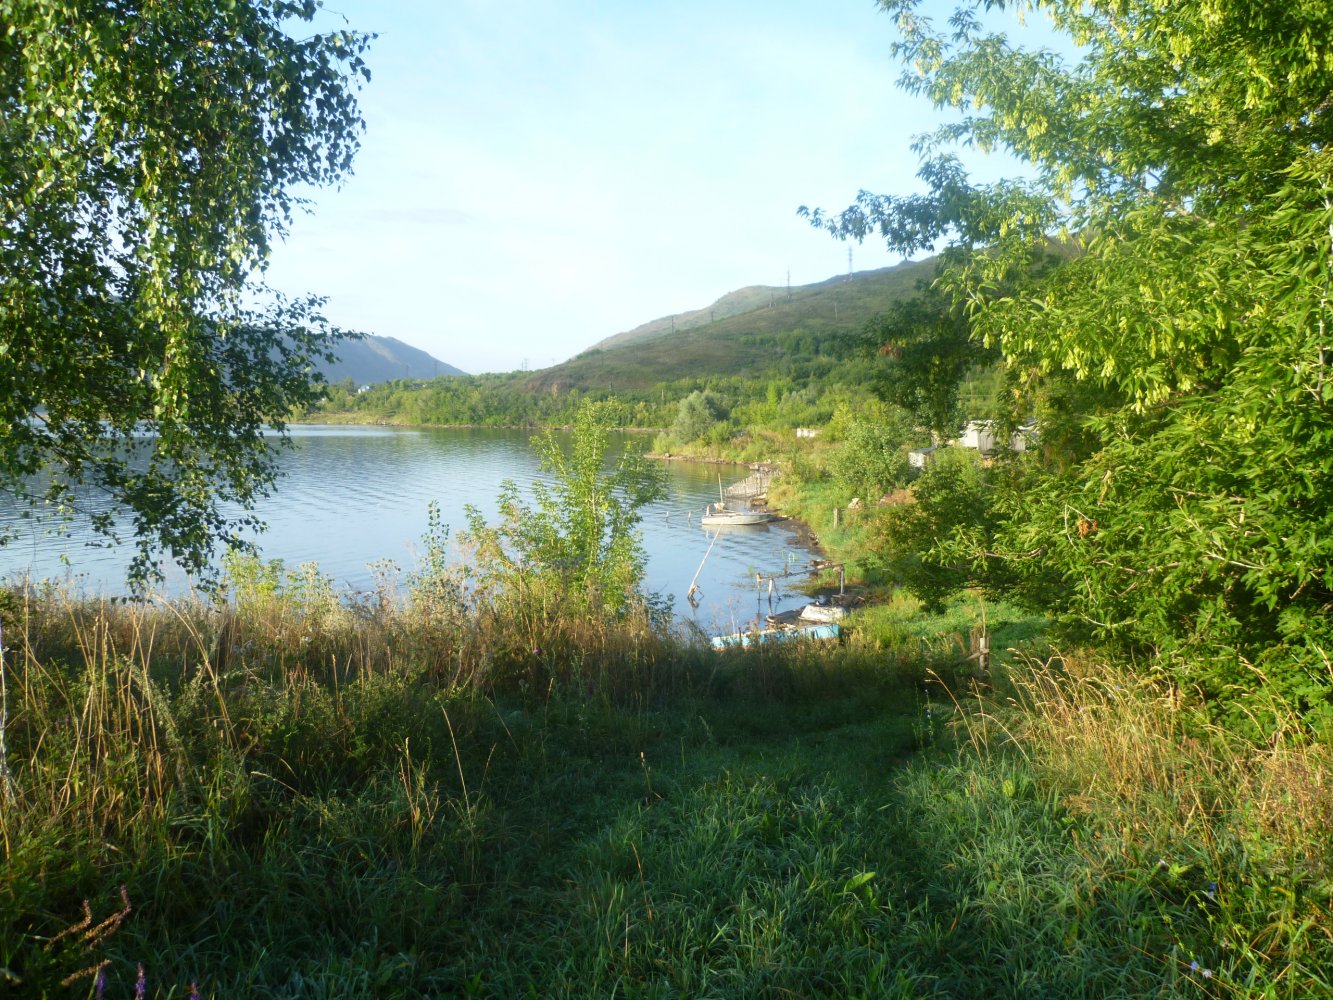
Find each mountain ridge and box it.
[527,258,937,393]
[590,260,928,353]
[318,334,465,386]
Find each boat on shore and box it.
[700,502,772,526]
[710,621,841,650]
[798,602,847,624]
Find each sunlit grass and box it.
[1,571,1330,997]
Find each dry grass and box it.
[937,652,1333,990]
[999,654,1333,869]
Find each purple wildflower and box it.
[94,966,107,1000]
[135,963,146,999]
[189,982,202,1000]
[1190,961,1199,972]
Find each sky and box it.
[263,0,1041,375]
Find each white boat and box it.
[700,502,772,526]
[799,603,847,623]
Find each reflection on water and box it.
[0,425,820,630]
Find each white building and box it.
[959,420,998,452]
[958,419,1039,455]
[908,445,940,469]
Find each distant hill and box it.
[527,259,936,394]
[590,283,802,351]
[318,334,465,386]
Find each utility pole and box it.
[847,246,853,281]
[786,268,791,302]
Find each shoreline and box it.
[297,413,665,434]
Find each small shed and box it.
[1010,419,1039,453]
[959,420,997,453]
[958,418,1039,454]
[908,445,939,469]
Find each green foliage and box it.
[809,0,1333,732]
[863,280,996,437]
[669,389,729,444]
[828,404,917,502]
[0,1,371,587]
[463,399,667,615]
[851,448,1003,611]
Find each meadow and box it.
[3,563,1329,998]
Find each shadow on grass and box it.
[5,593,1326,998]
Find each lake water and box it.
[0,426,822,633]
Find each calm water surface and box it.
[0,426,821,632]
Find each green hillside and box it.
[527,258,937,393]
[590,283,805,351]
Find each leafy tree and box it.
[669,389,728,445]
[0,0,371,586]
[464,400,667,615]
[864,446,998,611]
[829,405,917,502]
[862,282,988,441]
[809,0,1333,731]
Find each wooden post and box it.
[833,506,841,529]
[968,627,991,673]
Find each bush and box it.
[462,399,666,617]
[670,390,728,445]
[829,410,915,502]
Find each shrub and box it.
[829,410,915,502]
[669,390,728,445]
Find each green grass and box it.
[768,472,911,586]
[2,579,1331,998]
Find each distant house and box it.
[908,445,940,469]
[1011,418,1039,452]
[957,418,1039,454]
[959,420,998,453]
[795,427,821,439]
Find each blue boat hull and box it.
[710,622,841,650]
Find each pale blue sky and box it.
[264,1,1043,374]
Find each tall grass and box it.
[0,563,918,996]
[2,567,1330,997]
[995,655,1333,993]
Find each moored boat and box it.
[700,502,772,526]
[798,602,847,623]
[710,621,840,650]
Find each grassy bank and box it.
[2,573,1330,997]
